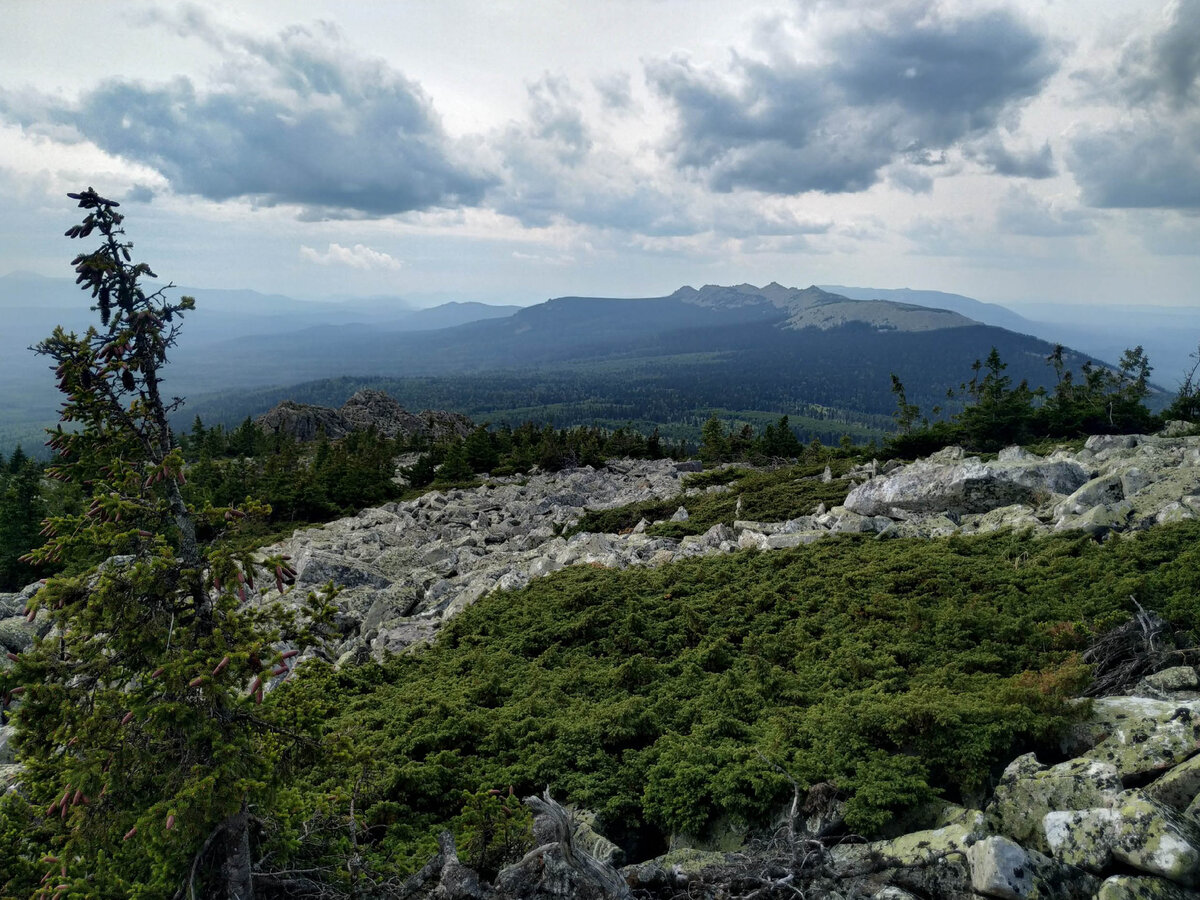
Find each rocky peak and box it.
[255,390,474,443]
[340,389,426,437]
[256,400,351,442]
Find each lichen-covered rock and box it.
[965,834,1098,900]
[0,724,15,765]
[1054,475,1125,518]
[0,618,34,654]
[960,504,1044,535]
[1148,754,1200,811]
[1082,698,1200,782]
[986,755,1122,851]
[864,810,985,866]
[1095,874,1198,900]
[1044,792,1200,885]
[1109,793,1200,885]
[1144,668,1200,694]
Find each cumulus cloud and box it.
[489,74,702,235]
[1069,0,1200,210]
[299,242,404,270]
[0,11,493,218]
[647,5,1057,196]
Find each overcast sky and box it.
[1,0,1199,309]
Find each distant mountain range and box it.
[0,274,1183,456]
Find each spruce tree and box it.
[0,189,330,898]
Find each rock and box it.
[998,445,1039,462]
[572,810,623,867]
[670,507,689,522]
[0,725,15,765]
[865,810,985,866]
[293,550,392,591]
[1082,697,1200,782]
[1147,753,1200,812]
[765,532,823,549]
[256,391,473,444]
[966,834,1099,900]
[1044,791,1200,884]
[1061,500,1134,537]
[256,400,351,441]
[844,457,1089,519]
[1159,422,1197,439]
[986,754,1123,851]
[1096,874,1198,900]
[1086,434,1142,452]
[961,504,1044,535]
[1054,475,1125,518]
[0,618,34,654]
[340,389,428,437]
[1139,667,1200,699]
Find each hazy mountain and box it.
[164,283,1124,451]
[819,285,1036,333]
[0,272,517,454]
[3,276,1167,458]
[823,284,1199,384]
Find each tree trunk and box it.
[216,801,254,900]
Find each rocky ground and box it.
[256,429,1200,664]
[5,428,1200,898]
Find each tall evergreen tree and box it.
[0,189,329,898]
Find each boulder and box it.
[1081,697,1200,782]
[1044,791,1200,884]
[864,810,985,866]
[0,618,34,654]
[1137,667,1200,700]
[0,725,15,765]
[844,457,1089,519]
[1054,475,1125,518]
[961,504,1044,535]
[986,754,1123,851]
[966,834,1099,900]
[1148,753,1200,812]
[1096,874,1197,900]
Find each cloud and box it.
[0,12,494,218]
[299,242,404,270]
[647,5,1057,195]
[964,135,1056,179]
[594,72,636,111]
[1069,0,1200,210]
[994,188,1095,237]
[1070,122,1200,209]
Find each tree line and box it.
[886,343,1198,455]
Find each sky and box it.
[1,0,1199,309]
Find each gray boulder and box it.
[844,457,1089,519]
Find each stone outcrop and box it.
[256,389,473,443]
[256,400,352,441]
[845,433,1200,539]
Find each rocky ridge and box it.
[256,389,473,443]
